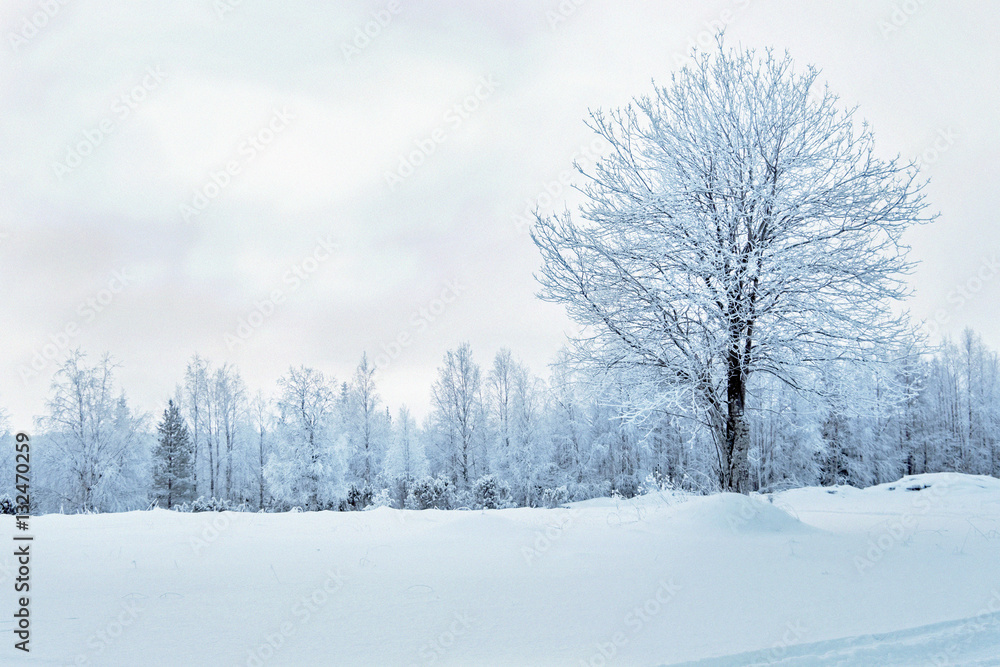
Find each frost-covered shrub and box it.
[173,496,249,513]
[472,474,512,510]
[263,498,300,513]
[452,488,474,510]
[612,478,639,499]
[567,481,611,502]
[0,494,15,515]
[384,475,415,508]
[640,472,676,495]
[541,486,570,509]
[404,475,453,510]
[363,488,393,510]
[339,484,373,511]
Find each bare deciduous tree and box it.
[431,343,486,489]
[275,365,336,509]
[39,351,147,511]
[532,41,933,492]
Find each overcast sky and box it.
[1,0,998,428]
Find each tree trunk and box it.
[259,431,265,510]
[192,404,199,498]
[724,354,751,494]
[208,431,215,498]
[308,429,319,510]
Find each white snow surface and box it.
[3,472,1000,666]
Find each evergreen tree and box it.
[153,399,195,509]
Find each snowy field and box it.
[4,472,1000,666]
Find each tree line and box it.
[1,328,998,514]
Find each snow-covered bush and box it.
[404,475,453,510]
[0,494,15,515]
[567,480,611,502]
[172,496,249,513]
[541,486,570,508]
[340,484,373,511]
[472,474,512,509]
[263,498,299,513]
[454,488,475,509]
[363,488,393,510]
[612,478,639,499]
[640,472,676,495]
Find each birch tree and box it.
[346,353,387,488]
[249,391,273,509]
[532,41,933,492]
[431,343,486,489]
[183,354,210,497]
[38,351,148,511]
[269,366,338,509]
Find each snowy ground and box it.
[3,472,1000,666]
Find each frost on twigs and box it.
[532,37,935,493]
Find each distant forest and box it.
[4,328,999,514]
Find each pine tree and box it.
[153,399,195,508]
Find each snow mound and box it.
[568,489,688,510]
[664,493,811,534]
[868,472,1000,495]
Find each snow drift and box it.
[2,472,999,666]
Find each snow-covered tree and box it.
[430,343,487,489]
[212,363,246,500]
[267,366,341,509]
[344,353,388,488]
[183,354,210,498]
[152,399,194,509]
[487,348,515,465]
[532,40,933,492]
[546,351,591,488]
[490,351,549,505]
[383,405,428,503]
[0,405,14,508]
[747,373,822,490]
[37,351,149,512]
[249,391,274,509]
